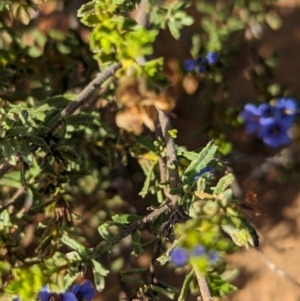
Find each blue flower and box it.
[72,281,95,301]
[183,56,206,73]
[258,103,275,120]
[191,245,206,257]
[208,250,219,264]
[183,59,197,72]
[258,118,291,148]
[240,104,261,133]
[38,286,77,301]
[274,97,297,123]
[13,298,19,301]
[194,166,214,181]
[170,247,189,267]
[206,52,218,65]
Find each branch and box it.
[112,200,171,245]
[0,63,122,178]
[192,263,214,301]
[49,63,121,132]
[157,110,179,207]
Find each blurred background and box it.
[1,0,300,300]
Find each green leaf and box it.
[135,135,156,153]
[37,94,75,111]
[2,139,16,166]
[150,284,176,299]
[25,136,50,153]
[98,221,126,240]
[92,259,109,292]
[139,160,156,198]
[132,230,143,256]
[112,214,142,224]
[178,270,194,301]
[121,275,144,285]
[62,114,95,126]
[213,173,234,195]
[150,213,165,234]
[182,141,218,184]
[0,209,11,232]
[0,171,20,187]
[168,22,180,39]
[61,233,86,254]
[6,126,33,137]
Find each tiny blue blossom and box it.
[191,245,206,257]
[258,118,291,148]
[183,56,206,73]
[240,104,261,134]
[170,247,189,267]
[13,298,19,301]
[38,285,77,301]
[258,103,275,120]
[72,280,95,301]
[206,52,218,65]
[208,250,220,264]
[183,59,197,72]
[274,97,297,123]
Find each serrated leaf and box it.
[112,214,142,224]
[92,259,109,292]
[132,231,143,256]
[183,141,217,184]
[213,173,234,195]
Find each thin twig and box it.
[0,63,122,178]
[257,249,300,288]
[192,263,213,301]
[112,200,171,245]
[49,63,122,133]
[157,110,179,207]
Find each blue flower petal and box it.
[258,118,291,148]
[72,281,95,301]
[208,250,219,264]
[71,284,80,295]
[170,247,189,267]
[62,292,79,301]
[206,52,218,65]
[38,291,54,301]
[191,245,206,257]
[183,59,196,72]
